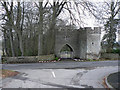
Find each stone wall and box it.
[101,53,119,60]
[79,30,87,59]
[2,54,55,63]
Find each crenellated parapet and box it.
[57,28,79,32]
[57,27,101,34]
[84,27,101,34]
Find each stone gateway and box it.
[55,27,101,59]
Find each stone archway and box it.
[60,44,74,58]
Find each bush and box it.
[111,49,120,54]
[2,58,7,64]
[87,59,94,61]
[55,57,59,61]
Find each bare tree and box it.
[1,2,15,57]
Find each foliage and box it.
[55,57,59,61]
[87,59,94,61]
[102,1,120,52]
[2,59,7,64]
[111,49,120,54]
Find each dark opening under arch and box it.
[60,44,73,58]
[60,44,73,52]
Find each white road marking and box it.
[51,70,56,78]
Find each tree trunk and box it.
[3,32,9,56]
[18,33,24,56]
[16,2,24,56]
[46,2,56,54]
[38,2,43,56]
[9,29,15,57]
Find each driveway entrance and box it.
[60,44,73,59]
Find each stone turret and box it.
[85,27,101,34]
[85,27,101,59]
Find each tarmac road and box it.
[1,60,119,88]
[2,60,119,70]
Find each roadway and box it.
[1,60,119,88]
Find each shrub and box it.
[111,49,120,54]
[2,58,7,64]
[55,57,59,61]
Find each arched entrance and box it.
[60,44,74,59]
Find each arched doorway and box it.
[60,44,73,59]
